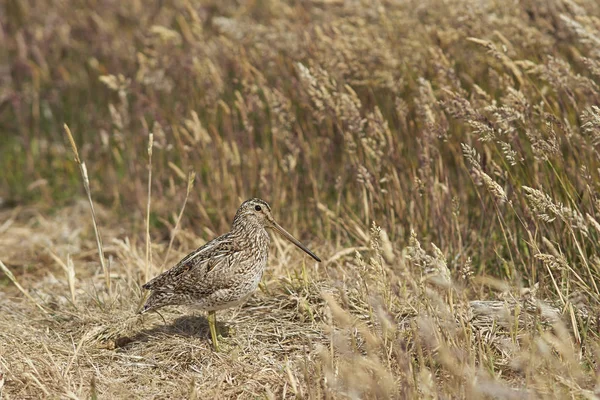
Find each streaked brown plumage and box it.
[139,198,321,350]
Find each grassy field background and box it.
[2,0,600,398]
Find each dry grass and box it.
[3,0,600,398]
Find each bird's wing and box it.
[142,234,237,292]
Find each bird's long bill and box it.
[272,221,322,262]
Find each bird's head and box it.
[232,198,321,262]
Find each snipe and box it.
[139,198,321,351]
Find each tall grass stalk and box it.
[63,124,110,294]
[160,171,196,271]
[145,132,154,283]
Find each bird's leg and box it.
[208,311,220,351]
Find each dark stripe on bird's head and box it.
[243,198,271,211]
[232,199,272,227]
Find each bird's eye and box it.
[255,205,262,211]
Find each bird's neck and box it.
[232,222,270,248]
